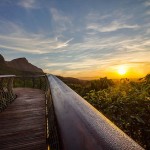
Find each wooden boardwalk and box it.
[0,88,46,150]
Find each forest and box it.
[62,74,150,149]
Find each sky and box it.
[0,0,150,79]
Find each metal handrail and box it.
[0,75,16,112]
[48,74,144,150]
[45,75,61,150]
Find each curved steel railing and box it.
[45,75,61,150]
[48,74,143,150]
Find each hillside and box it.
[7,57,43,73]
[0,54,44,75]
[56,75,90,86]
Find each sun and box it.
[118,66,127,75]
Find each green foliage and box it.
[14,77,46,90]
[67,83,91,96]
[91,77,114,91]
[65,77,114,97]
[67,74,150,149]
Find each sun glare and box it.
[118,66,127,75]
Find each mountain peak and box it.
[0,54,44,75]
[8,57,43,73]
[0,54,5,63]
[11,57,28,63]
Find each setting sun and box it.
[118,66,127,75]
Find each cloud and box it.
[50,8,71,23]
[0,20,73,54]
[1,4,150,78]
[86,10,138,33]
[18,0,39,9]
[87,21,139,32]
[62,32,150,56]
[146,10,150,15]
[54,38,73,49]
[44,50,150,78]
[45,38,150,69]
[43,32,150,76]
[144,1,150,7]
[0,35,73,54]
[50,8,72,34]
[86,12,111,21]
[46,59,101,70]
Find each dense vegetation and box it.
[63,75,150,149]
[14,76,47,91]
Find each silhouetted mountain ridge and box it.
[7,57,43,73]
[0,54,44,75]
[0,54,5,64]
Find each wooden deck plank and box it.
[0,88,46,150]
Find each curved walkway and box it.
[0,88,46,150]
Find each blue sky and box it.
[0,0,150,78]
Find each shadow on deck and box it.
[0,88,46,150]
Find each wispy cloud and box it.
[146,10,150,15]
[50,8,72,34]
[0,35,73,54]
[18,0,39,9]
[0,20,73,54]
[144,1,150,7]
[44,35,150,69]
[87,21,139,32]
[50,8,71,23]
[86,12,111,21]
[41,32,150,77]
[0,1,150,78]
[54,38,73,49]
[44,50,150,78]
[86,9,139,33]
